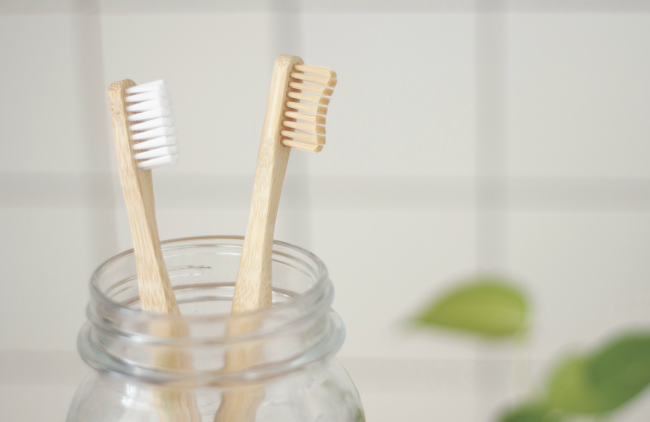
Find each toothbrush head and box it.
[124,80,179,170]
[281,63,337,153]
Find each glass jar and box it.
[67,236,364,422]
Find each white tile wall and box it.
[508,210,650,361]
[507,13,650,179]
[0,208,95,350]
[0,16,90,173]
[101,14,275,176]
[2,2,650,421]
[301,13,476,178]
[313,209,477,360]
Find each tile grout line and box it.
[475,1,509,274]
[474,1,510,421]
[5,174,650,210]
[268,0,315,250]
[75,0,120,265]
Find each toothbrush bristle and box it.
[282,64,337,153]
[124,80,178,170]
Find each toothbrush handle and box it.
[231,55,304,315]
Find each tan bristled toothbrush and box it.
[232,54,336,315]
[108,79,199,422]
[216,55,337,422]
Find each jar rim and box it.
[81,235,344,385]
[89,235,330,324]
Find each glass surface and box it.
[67,236,364,422]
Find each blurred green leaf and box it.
[586,333,650,411]
[546,355,603,413]
[546,333,650,414]
[412,277,527,338]
[499,403,564,422]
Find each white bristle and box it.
[136,154,179,169]
[124,90,169,103]
[131,126,176,141]
[129,117,175,132]
[131,136,177,151]
[133,145,178,160]
[126,98,172,113]
[125,80,178,170]
[128,107,172,122]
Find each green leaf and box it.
[546,333,650,414]
[546,355,604,413]
[586,333,650,411]
[412,277,528,338]
[499,402,564,422]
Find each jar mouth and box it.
[90,235,329,323]
[80,235,343,385]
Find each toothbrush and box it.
[232,55,336,315]
[216,55,337,421]
[107,79,199,422]
[108,79,179,314]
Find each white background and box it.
[1,0,650,420]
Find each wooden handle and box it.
[108,80,179,315]
[231,55,304,315]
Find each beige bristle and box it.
[285,111,326,125]
[283,121,326,135]
[282,139,323,153]
[291,72,337,88]
[294,64,337,79]
[288,92,330,105]
[283,62,336,154]
[287,101,328,116]
[289,82,333,97]
[281,130,325,145]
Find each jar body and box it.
[66,236,364,422]
[68,359,362,422]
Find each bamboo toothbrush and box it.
[216,55,337,422]
[232,54,336,315]
[107,79,199,422]
[108,79,179,314]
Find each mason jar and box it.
[66,235,364,422]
